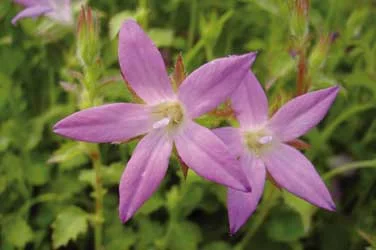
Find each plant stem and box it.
[83,66,104,250]
[188,0,197,49]
[323,159,376,180]
[85,144,104,250]
[296,49,307,96]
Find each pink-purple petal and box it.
[262,143,335,211]
[228,154,266,234]
[118,20,175,104]
[119,129,173,222]
[178,53,257,118]
[53,103,152,143]
[12,5,53,25]
[232,71,268,128]
[212,127,244,158]
[268,86,339,142]
[174,121,251,192]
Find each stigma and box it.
[152,101,185,131]
[243,128,274,156]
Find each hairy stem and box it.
[91,146,104,250]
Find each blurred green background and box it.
[1,0,376,249]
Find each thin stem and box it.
[323,159,376,180]
[188,0,197,49]
[89,144,104,250]
[296,49,307,96]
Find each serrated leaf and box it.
[52,206,89,248]
[79,162,123,187]
[48,142,88,170]
[2,216,33,248]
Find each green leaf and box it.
[0,175,7,194]
[109,11,136,39]
[148,28,174,47]
[203,241,232,250]
[138,192,164,215]
[283,191,317,232]
[167,221,202,250]
[266,206,305,242]
[48,142,88,170]
[25,162,50,186]
[2,216,33,248]
[52,206,89,248]
[79,162,123,187]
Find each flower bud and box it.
[77,6,100,68]
[289,0,310,41]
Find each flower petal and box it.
[232,71,268,128]
[47,0,72,24]
[174,121,251,192]
[268,86,339,142]
[53,103,152,143]
[212,127,244,158]
[262,143,335,211]
[178,53,257,118]
[119,129,173,222]
[228,153,265,234]
[12,5,53,25]
[118,20,175,104]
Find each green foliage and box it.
[51,206,89,248]
[0,0,375,249]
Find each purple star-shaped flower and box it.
[12,0,72,25]
[53,20,255,222]
[213,71,339,234]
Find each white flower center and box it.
[152,101,185,131]
[243,128,274,156]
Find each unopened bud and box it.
[289,0,310,42]
[77,6,100,68]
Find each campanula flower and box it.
[213,72,339,234]
[53,20,255,222]
[12,0,72,25]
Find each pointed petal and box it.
[119,129,173,222]
[228,154,266,234]
[232,71,268,128]
[53,103,152,143]
[262,143,335,211]
[212,127,244,158]
[12,5,53,25]
[178,53,257,118]
[268,86,339,142]
[118,20,175,104]
[174,121,251,192]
